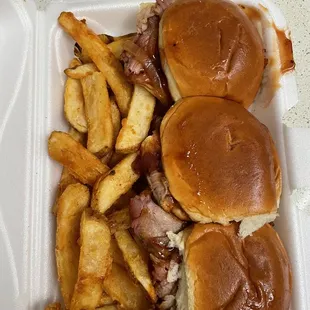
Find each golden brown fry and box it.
[103,263,151,310]
[98,34,114,44]
[115,230,157,302]
[71,210,112,310]
[112,33,136,41]
[108,40,126,60]
[68,126,86,145]
[64,59,88,133]
[107,208,131,234]
[96,305,118,310]
[107,33,135,59]
[58,12,132,117]
[97,292,114,307]
[91,153,140,214]
[53,128,86,215]
[74,35,113,64]
[45,303,62,310]
[110,238,126,267]
[81,72,114,157]
[110,97,121,144]
[48,131,109,185]
[55,184,90,309]
[65,63,98,79]
[116,85,156,154]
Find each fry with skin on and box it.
[81,72,113,157]
[64,63,98,79]
[110,97,121,144]
[103,263,151,310]
[58,12,132,117]
[115,230,157,302]
[53,128,85,215]
[71,210,112,310]
[91,153,140,214]
[116,85,156,154]
[48,131,109,185]
[64,58,88,133]
[107,208,131,234]
[55,184,90,309]
[97,292,114,307]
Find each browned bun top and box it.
[184,223,292,310]
[159,0,264,108]
[160,96,281,224]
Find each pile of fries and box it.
[46,12,157,310]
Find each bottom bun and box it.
[177,223,292,310]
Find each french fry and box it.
[110,238,126,267]
[64,58,88,133]
[108,40,127,60]
[48,131,109,185]
[45,303,62,310]
[74,34,113,64]
[52,128,86,215]
[71,210,112,310]
[65,63,98,79]
[107,208,131,234]
[103,263,151,310]
[116,85,156,154]
[91,153,140,214]
[58,12,133,117]
[96,305,118,310]
[112,33,136,41]
[81,72,114,157]
[111,97,121,144]
[115,230,157,302]
[55,184,90,309]
[98,292,114,307]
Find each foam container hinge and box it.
[0,0,309,309]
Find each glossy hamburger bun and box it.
[176,223,292,310]
[159,0,264,108]
[160,97,281,236]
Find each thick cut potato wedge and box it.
[110,97,121,144]
[48,131,109,185]
[64,58,88,133]
[55,184,90,309]
[116,85,156,154]
[45,303,62,310]
[58,12,132,117]
[103,263,151,310]
[81,72,113,157]
[97,292,114,307]
[110,238,126,267]
[65,63,98,79]
[115,230,156,302]
[107,208,131,234]
[91,153,140,213]
[71,210,112,310]
[53,128,86,215]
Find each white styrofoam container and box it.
[1,0,309,309]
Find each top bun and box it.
[159,0,264,108]
[177,223,292,310]
[160,96,281,234]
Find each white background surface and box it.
[0,0,309,309]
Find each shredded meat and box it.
[130,192,184,241]
[121,1,174,105]
[130,192,183,308]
